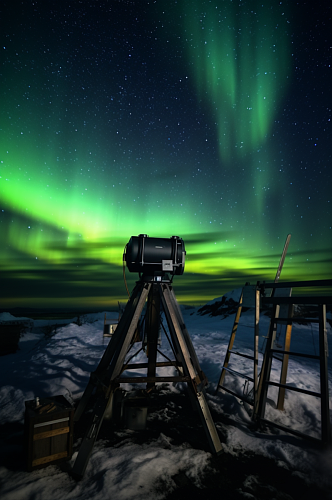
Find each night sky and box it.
[1,0,331,310]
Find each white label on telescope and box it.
[162,260,173,271]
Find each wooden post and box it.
[253,288,260,413]
[277,304,294,410]
[255,303,280,420]
[319,304,331,445]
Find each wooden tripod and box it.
[72,277,222,478]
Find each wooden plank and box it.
[223,366,255,383]
[123,361,180,370]
[273,317,320,324]
[32,451,68,467]
[274,234,291,282]
[33,426,70,441]
[228,350,255,361]
[260,418,322,444]
[259,279,332,289]
[217,291,243,390]
[267,381,321,398]
[269,349,320,360]
[262,296,332,305]
[34,417,69,428]
[116,376,190,383]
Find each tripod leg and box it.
[166,285,206,383]
[195,390,222,454]
[71,282,151,478]
[106,282,151,382]
[161,285,198,383]
[160,284,222,454]
[145,283,160,390]
[71,395,110,479]
[74,280,149,422]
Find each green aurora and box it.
[0,1,331,310]
[184,1,291,162]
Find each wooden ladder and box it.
[215,285,260,411]
[216,234,292,413]
[255,293,331,446]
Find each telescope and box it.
[125,234,186,278]
[72,232,222,479]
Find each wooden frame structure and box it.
[256,279,331,446]
[216,285,261,411]
[216,278,332,446]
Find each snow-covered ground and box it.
[1,289,332,499]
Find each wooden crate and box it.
[24,395,74,471]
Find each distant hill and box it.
[197,288,242,318]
